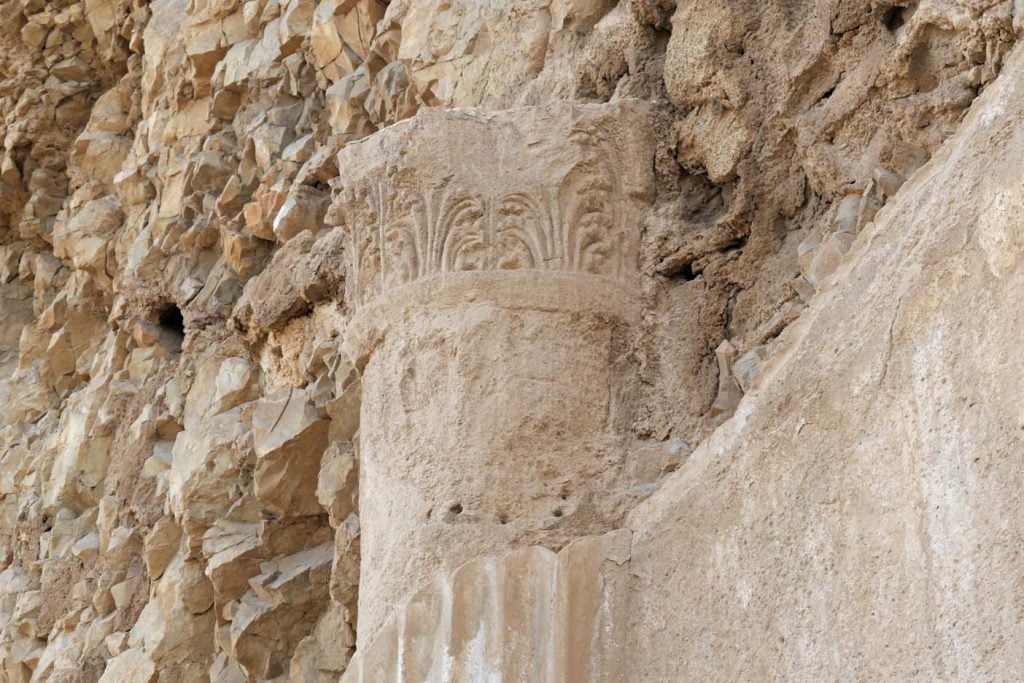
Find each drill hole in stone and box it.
[449,503,463,515]
[552,508,564,518]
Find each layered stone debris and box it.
[332,100,657,644]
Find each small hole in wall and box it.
[158,304,185,341]
[673,262,698,282]
[449,503,463,515]
[552,508,563,518]
[882,5,912,33]
[497,511,509,525]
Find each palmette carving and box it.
[341,162,636,307]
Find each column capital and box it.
[332,100,659,311]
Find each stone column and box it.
[335,101,656,644]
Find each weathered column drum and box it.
[336,101,656,644]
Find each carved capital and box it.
[333,101,658,308]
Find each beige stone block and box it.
[168,407,254,549]
[21,22,49,48]
[252,389,330,517]
[315,441,356,526]
[272,186,328,242]
[52,195,123,276]
[227,543,332,677]
[279,0,315,54]
[211,357,259,414]
[551,0,616,32]
[144,518,182,580]
[287,603,354,681]
[98,647,156,682]
[103,631,128,658]
[202,519,262,603]
[325,71,374,136]
[110,575,141,611]
[71,532,99,561]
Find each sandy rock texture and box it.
[0,0,1020,678]
[626,41,1024,679]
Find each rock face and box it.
[625,44,1024,679]
[0,0,1021,679]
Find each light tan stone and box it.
[52,195,123,278]
[143,518,182,580]
[98,647,156,683]
[311,0,386,83]
[315,441,356,527]
[122,553,215,676]
[228,543,333,677]
[287,602,354,681]
[624,45,1024,680]
[201,518,263,603]
[252,388,330,518]
[341,530,631,681]
[325,71,374,137]
[212,357,260,414]
[272,186,329,242]
[335,100,656,644]
[389,0,550,109]
[168,406,255,549]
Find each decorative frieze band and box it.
[332,101,657,308]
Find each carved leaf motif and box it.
[355,231,381,304]
[439,193,488,272]
[452,238,489,271]
[382,226,418,287]
[341,188,382,305]
[494,193,547,270]
[578,222,614,275]
[382,189,426,286]
[559,163,619,275]
[342,158,630,305]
